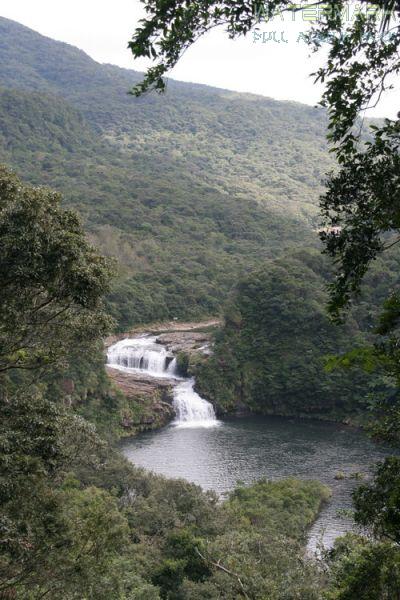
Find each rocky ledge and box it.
[106,366,175,396]
[105,319,219,349]
[156,331,211,355]
[106,366,175,434]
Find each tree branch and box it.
[195,547,251,599]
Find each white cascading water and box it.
[107,336,176,378]
[107,335,218,427]
[173,378,217,428]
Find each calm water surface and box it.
[122,416,391,550]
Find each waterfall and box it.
[107,336,176,378]
[166,357,178,376]
[107,335,218,427]
[172,378,218,428]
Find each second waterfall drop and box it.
[173,378,218,428]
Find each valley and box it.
[1,9,400,599]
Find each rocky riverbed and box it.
[105,318,219,347]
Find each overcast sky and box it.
[1,0,398,117]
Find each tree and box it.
[195,254,370,418]
[325,534,400,600]
[0,165,113,376]
[128,1,397,99]
[0,166,117,596]
[353,457,400,545]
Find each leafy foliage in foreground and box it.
[320,120,400,318]
[325,533,400,600]
[324,458,400,599]
[0,166,113,374]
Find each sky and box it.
[0,0,398,118]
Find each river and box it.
[108,335,392,551]
[121,415,390,550]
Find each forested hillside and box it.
[195,249,400,421]
[0,16,334,328]
[1,16,398,423]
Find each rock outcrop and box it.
[106,366,175,434]
[104,319,219,349]
[156,331,211,354]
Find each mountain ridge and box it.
[0,16,327,112]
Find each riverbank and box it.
[121,413,390,550]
